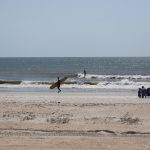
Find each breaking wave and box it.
[0,75,150,90]
[77,73,150,80]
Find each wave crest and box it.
[77,73,150,80]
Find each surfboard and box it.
[50,76,68,89]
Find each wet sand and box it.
[0,92,150,149]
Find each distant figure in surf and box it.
[83,70,86,78]
[57,77,61,93]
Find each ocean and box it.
[0,57,150,92]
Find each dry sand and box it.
[0,92,150,150]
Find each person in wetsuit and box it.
[57,77,61,93]
[84,70,86,78]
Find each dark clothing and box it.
[141,87,146,98]
[57,80,60,88]
[147,88,150,96]
[144,89,147,98]
[57,78,61,93]
[138,88,141,98]
[84,70,86,78]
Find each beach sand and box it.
[0,92,150,150]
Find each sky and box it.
[0,0,150,57]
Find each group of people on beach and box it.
[138,86,150,98]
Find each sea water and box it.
[0,57,150,92]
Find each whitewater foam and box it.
[0,74,150,91]
[77,73,150,80]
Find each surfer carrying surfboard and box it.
[50,76,67,92]
[57,77,61,93]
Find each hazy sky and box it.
[0,0,150,57]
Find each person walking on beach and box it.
[57,77,61,93]
[84,69,86,78]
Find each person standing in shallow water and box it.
[84,70,86,78]
[57,77,61,93]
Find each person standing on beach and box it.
[141,86,146,98]
[57,77,61,93]
[138,88,141,98]
[84,69,86,78]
